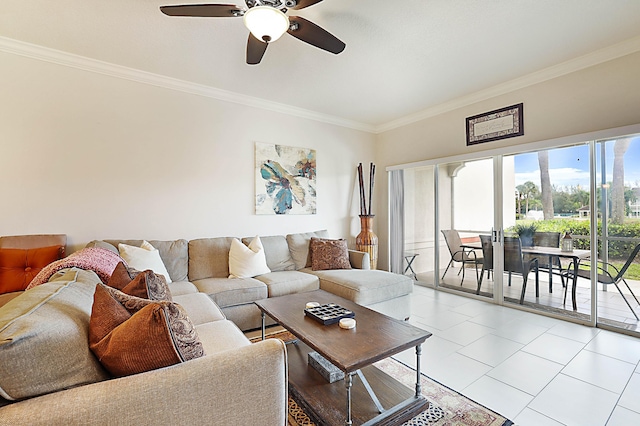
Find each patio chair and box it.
[477,234,493,294]
[504,237,539,304]
[441,230,483,286]
[564,243,640,320]
[524,232,565,290]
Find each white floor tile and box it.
[411,310,471,331]
[607,406,640,425]
[394,335,463,369]
[450,299,498,317]
[522,333,585,364]
[461,376,533,420]
[562,350,635,393]
[514,408,565,426]
[529,374,618,426]
[434,320,495,346]
[491,319,549,345]
[487,351,563,395]
[423,352,492,391]
[618,372,640,414]
[468,309,524,328]
[584,331,640,364]
[547,322,601,343]
[409,284,640,425]
[457,334,523,367]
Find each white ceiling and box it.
[2,0,640,131]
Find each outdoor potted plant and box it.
[513,222,538,247]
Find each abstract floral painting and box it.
[255,142,317,215]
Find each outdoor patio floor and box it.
[420,266,640,334]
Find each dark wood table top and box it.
[255,290,431,373]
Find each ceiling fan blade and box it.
[160,4,242,17]
[289,0,324,10]
[247,34,268,65]
[287,16,345,54]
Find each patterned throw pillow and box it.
[89,283,204,377]
[0,245,64,294]
[107,262,173,301]
[310,238,352,271]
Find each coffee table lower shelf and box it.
[286,341,428,426]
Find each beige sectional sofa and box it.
[0,230,412,424]
[0,268,288,425]
[96,230,413,331]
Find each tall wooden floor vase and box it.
[356,215,378,270]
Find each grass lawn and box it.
[579,260,640,280]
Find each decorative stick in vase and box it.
[368,163,375,216]
[357,163,366,216]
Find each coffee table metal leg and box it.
[261,311,265,340]
[345,372,354,425]
[415,344,422,397]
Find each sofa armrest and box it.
[0,339,288,426]
[348,250,371,270]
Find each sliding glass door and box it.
[596,136,640,333]
[436,158,495,300]
[398,127,640,335]
[502,144,593,321]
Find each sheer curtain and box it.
[389,170,405,274]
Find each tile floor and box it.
[435,266,640,331]
[394,285,640,426]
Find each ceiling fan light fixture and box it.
[243,6,290,43]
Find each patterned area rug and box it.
[251,330,513,426]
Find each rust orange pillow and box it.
[89,283,204,377]
[0,245,64,294]
[310,238,352,271]
[107,262,173,301]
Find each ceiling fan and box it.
[160,0,346,65]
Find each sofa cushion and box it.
[104,239,189,282]
[310,238,352,271]
[228,237,270,278]
[0,268,110,400]
[305,269,413,305]
[108,262,172,301]
[0,245,64,294]
[188,237,236,280]
[286,230,329,270]
[242,235,295,272]
[169,280,199,296]
[195,320,250,355]
[253,271,319,298]
[173,293,226,325]
[192,277,267,308]
[118,242,173,283]
[89,283,204,377]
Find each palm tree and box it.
[538,150,554,220]
[611,138,631,224]
[519,181,539,215]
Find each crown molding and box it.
[374,35,640,134]
[2,35,640,136]
[0,36,376,133]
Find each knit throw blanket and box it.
[26,247,124,290]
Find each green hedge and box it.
[519,219,640,260]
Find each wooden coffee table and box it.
[255,290,431,426]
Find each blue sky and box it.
[514,136,640,189]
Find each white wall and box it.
[376,51,640,270]
[0,52,375,251]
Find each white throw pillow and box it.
[228,236,271,278]
[118,241,172,283]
